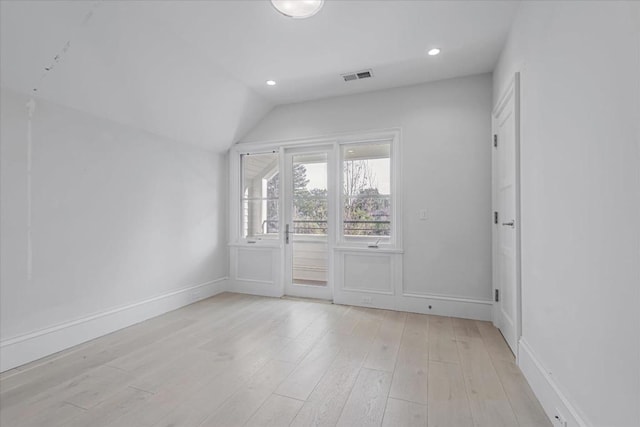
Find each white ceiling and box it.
[0,1,519,151]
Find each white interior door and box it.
[492,73,521,356]
[283,145,334,300]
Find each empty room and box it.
[1,1,638,426]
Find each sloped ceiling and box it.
[0,1,519,151]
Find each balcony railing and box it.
[262,219,390,236]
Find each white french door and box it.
[492,73,521,356]
[283,145,335,300]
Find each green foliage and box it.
[343,161,390,236]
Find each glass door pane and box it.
[291,152,328,286]
[284,146,333,300]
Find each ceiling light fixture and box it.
[266,80,277,86]
[427,48,441,56]
[271,0,324,19]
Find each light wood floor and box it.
[0,293,550,427]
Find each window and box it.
[342,142,392,241]
[292,153,328,236]
[241,152,279,239]
[233,132,400,248]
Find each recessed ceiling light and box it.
[266,80,276,86]
[271,0,324,19]
[427,48,441,56]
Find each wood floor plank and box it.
[289,332,374,426]
[351,313,385,341]
[428,316,459,363]
[273,332,324,364]
[245,394,304,427]
[269,302,326,339]
[0,363,134,426]
[456,337,519,427]
[199,360,296,427]
[122,303,297,427]
[0,293,549,427]
[452,317,482,340]
[197,298,289,353]
[174,293,271,342]
[427,360,473,427]
[382,397,428,427]
[0,396,85,427]
[389,313,429,404]
[64,386,154,427]
[94,319,198,374]
[272,304,341,364]
[492,359,551,426]
[174,292,244,320]
[363,310,407,372]
[149,336,293,427]
[0,348,114,407]
[113,315,267,392]
[133,303,294,394]
[108,352,264,426]
[329,306,361,335]
[131,346,234,394]
[336,367,392,427]
[276,307,381,402]
[275,338,342,401]
[475,320,515,363]
[57,365,134,410]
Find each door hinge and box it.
[493,134,498,148]
[495,289,500,302]
[494,211,498,224]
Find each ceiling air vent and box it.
[341,69,373,82]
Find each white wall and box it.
[0,88,228,371]
[241,74,493,303]
[494,2,640,426]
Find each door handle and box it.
[502,221,515,228]
[285,224,290,244]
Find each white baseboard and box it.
[518,338,589,427]
[333,291,492,321]
[0,277,229,373]
[400,292,492,320]
[231,279,284,298]
[229,277,491,320]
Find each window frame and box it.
[337,135,401,249]
[229,129,402,251]
[235,149,282,246]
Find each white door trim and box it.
[492,72,522,359]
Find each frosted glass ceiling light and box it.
[271,0,324,19]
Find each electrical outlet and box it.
[419,209,427,220]
[362,297,373,305]
[553,409,568,427]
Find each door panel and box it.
[284,147,334,300]
[493,73,520,355]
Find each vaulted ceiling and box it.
[0,1,519,151]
